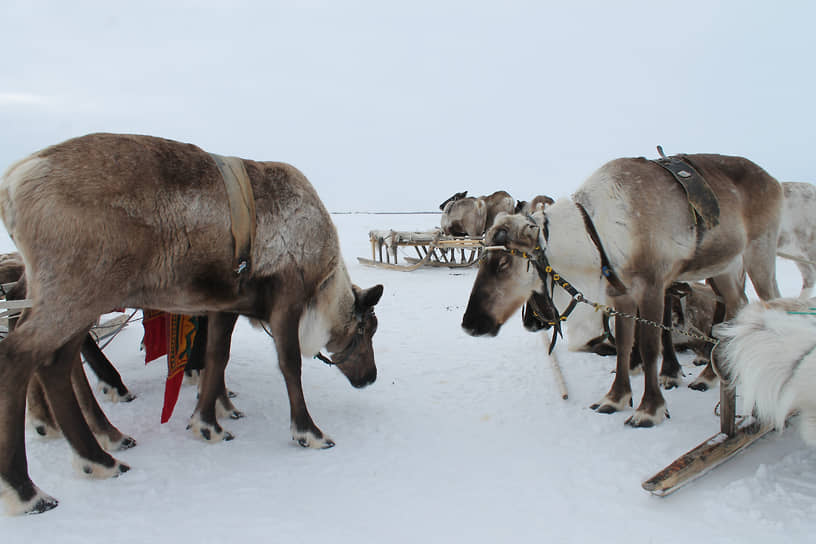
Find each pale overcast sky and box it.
[2,1,814,211]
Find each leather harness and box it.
[209,153,256,276]
[651,145,720,230]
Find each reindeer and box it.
[439,190,514,236]
[778,181,816,299]
[514,195,554,215]
[0,133,383,515]
[541,181,815,386]
[462,154,782,428]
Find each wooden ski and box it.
[642,420,774,496]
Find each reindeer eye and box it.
[497,255,511,272]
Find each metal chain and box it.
[570,292,720,345]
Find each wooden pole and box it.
[549,351,569,400]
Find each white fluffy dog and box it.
[716,298,816,445]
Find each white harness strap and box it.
[209,153,256,275]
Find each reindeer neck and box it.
[543,198,602,282]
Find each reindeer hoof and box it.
[659,375,683,390]
[590,393,632,414]
[3,484,61,516]
[74,456,130,479]
[30,419,60,439]
[35,425,54,437]
[293,427,335,449]
[296,437,335,449]
[625,407,669,427]
[187,413,231,443]
[591,402,618,414]
[99,384,136,403]
[216,397,241,420]
[118,436,137,450]
[29,495,59,515]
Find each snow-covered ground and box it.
[2,213,814,543]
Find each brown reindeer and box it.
[0,133,383,515]
[514,195,555,215]
[439,190,514,236]
[778,181,816,299]
[462,154,782,428]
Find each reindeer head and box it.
[439,190,468,211]
[321,284,384,388]
[462,213,546,336]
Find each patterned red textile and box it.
[142,311,201,423]
[142,310,169,363]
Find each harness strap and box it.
[210,153,256,275]
[651,146,720,230]
[574,202,628,295]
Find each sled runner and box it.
[642,363,775,496]
[642,410,774,496]
[358,229,484,271]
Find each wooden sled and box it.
[358,229,484,271]
[642,384,774,496]
[0,281,131,341]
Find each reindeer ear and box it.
[356,284,384,309]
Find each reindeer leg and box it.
[629,325,643,376]
[192,316,238,404]
[81,334,134,403]
[690,277,732,391]
[627,290,669,427]
[795,261,816,299]
[184,315,207,386]
[0,333,58,515]
[26,376,61,438]
[659,291,684,389]
[36,332,130,479]
[591,295,635,414]
[273,313,334,449]
[70,356,136,451]
[188,312,238,442]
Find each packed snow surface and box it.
[2,213,814,543]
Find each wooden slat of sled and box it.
[362,229,484,270]
[89,314,133,343]
[358,249,435,271]
[0,299,33,320]
[0,299,33,310]
[642,419,773,496]
[403,256,477,268]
